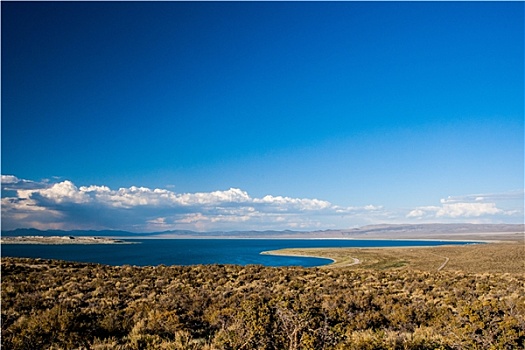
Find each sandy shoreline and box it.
[260,250,336,263]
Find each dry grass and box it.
[268,241,524,274]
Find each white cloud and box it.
[406,206,439,218]
[363,204,383,211]
[253,195,331,211]
[1,174,41,189]
[440,190,525,204]
[436,202,502,218]
[1,194,66,231]
[1,175,20,184]
[1,175,383,232]
[39,180,90,204]
[407,190,523,222]
[5,176,521,231]
[147,217,167,225]
[407,203,503,219]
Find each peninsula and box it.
[0,236,130,245]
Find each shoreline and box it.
[0,236,134,245]
[260,250,336,264]
[259,240,495,268]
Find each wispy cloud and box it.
[406,190,524,223]
[1,176,383,232]
[439,190,525,204]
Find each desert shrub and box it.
[2,257,524,349]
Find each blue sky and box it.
[2,2,523,232]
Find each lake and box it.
[1,239,479,267]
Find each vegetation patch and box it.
[2,256,524,349]
[372,260,408,270]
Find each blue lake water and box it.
[1,239,479,267]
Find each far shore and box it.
[122,233,517,243]
[0,236,134,245]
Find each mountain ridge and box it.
[2,223,523,240]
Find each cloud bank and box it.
[1,176,382,231]
[2,176,522,232]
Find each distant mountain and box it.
[327,223,524,241]
[0,228,302,238]
[1,228,141,237]
[345,223,525,234]
[2,224,523,240]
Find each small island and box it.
[0,236,131,245]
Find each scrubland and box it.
[270,242,525,274]
[2,243,524,350]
